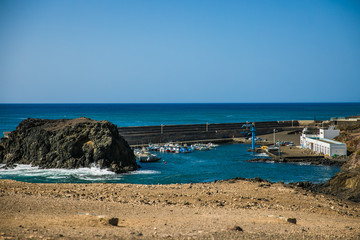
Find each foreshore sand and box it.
[1,178,359,239]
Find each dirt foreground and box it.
[0,179,359,240]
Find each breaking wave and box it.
[254,152,270,158]
[0,164,160,183]
[130,170,161,175]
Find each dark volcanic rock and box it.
[318,127,360,202]
[0,117,137,173]
[318,151,360,202]
[320,170,360,202]
[247,157,343,166]
[293,128,360,202]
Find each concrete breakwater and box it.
[118,120,301,146]
[254,148,345,166]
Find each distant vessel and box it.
[148,142,217,153]
[139,153,161,163]
[134,148,161,163]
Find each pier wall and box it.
[118,121,300,146]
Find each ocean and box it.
[1,103,360,184]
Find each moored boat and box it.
[139,153,161,163]
[134,148,161,162]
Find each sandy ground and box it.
[1,179,359,240]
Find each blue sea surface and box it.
[0,144,340,184]
[0,103,359,184]
[1,103,360,135]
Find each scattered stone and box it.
[231,226,243,232]
[286,218,297,224]
[107,218,119,226]
[267,215,297,224]
[97,216,119,226]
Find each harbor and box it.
[1,116,356,184]
[1,0,360,237]
[127,118,354,167]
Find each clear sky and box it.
[0,0,359,103]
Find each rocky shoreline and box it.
[1,118,360,239]
[247,157,345,166]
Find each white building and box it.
[319,125,340,139]
[300,126,347,156]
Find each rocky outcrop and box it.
[0,118,137,173]
[318,128,360,202]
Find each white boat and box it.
[134,148,161,162]
[140,153,161,163]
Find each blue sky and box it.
[1,0,359,103]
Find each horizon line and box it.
[1,102,360,105]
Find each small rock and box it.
[108,218,119,226]
[231,226,243,232]
[269,215,297,224]
[286,218,297,224]
[97,216,119,226]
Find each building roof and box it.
[308,137,345,145]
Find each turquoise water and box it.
[1,103,359,184]
[0,144,339,184]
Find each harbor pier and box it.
[118,120,302,146]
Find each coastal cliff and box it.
[319,124,360,202]
[0,117,137,173]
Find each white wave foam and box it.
[0,164,161,181]
[0,164,120,181]
[193,160,205,163]
[130,170,160,175]
[295,162,311,166]
[254,153,269,157]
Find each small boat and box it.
[148,144,161,151]
[179,147,193,153]
[139,153,161,163]
[134,148,161,163]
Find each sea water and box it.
[1,103,359,184]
